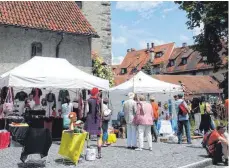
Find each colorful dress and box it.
[84,98,101,135]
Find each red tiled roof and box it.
[0,1,98,37]
[165,46,227,74]
[153,75,222,95]
[115,43,175,77]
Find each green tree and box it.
[176,1,228,98]
[92,53,114,87]
[142,61,152,75]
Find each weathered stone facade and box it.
[81,1,112,65]
[0,26,92,74]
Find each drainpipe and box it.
[56,33,64,58]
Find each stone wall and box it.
[81,1,112,65]
[0,26,92,74]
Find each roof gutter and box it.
[56,33,64,58]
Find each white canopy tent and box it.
[0,56,109,90]
[109,71,183,120]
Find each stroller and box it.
[202,131,228,165]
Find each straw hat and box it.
[128,92,135,99]
[150,96,155,100]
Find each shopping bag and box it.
[0,132,10,149]
[107,133,117,143]
[58,131,87,164]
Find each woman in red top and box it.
[208,124,228,165]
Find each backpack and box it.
[179,101,188,115]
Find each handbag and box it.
[179,101,188,115]
[3,88,13,114]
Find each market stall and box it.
[0,56,109,142]
[109,71,183,120]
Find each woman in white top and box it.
[62,97,73,129]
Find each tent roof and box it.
[0,56,109,90]
[110,71,182,93]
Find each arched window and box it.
[31,42,42,57]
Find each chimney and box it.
[182,42,187,47]
[127,49,131,52]
[150,52,155,62]
[147,43,150,50]
[151,42,154,48]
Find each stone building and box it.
[0,1,111,75]
[79,1,112,65]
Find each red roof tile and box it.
[165,47,226,74]
[153,75,222,95]
[115,43,175,77]
[0,1,98,37]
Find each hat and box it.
[128,92,135,99]
[150,96,155,100]
[91,87,99,96]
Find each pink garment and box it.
[33,88,40,105]
[133,101,153,125]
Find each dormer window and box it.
[155,51,163,58]
[182,58,187,65]
[170,60,175,66]
[75,1,82,9]
[121,68,127,74]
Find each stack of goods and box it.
[10,122,29,127]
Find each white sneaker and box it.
[135,148,142,151]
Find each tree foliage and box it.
[176,1,228,98]
[92,53,115,87]
[142,61,152,75]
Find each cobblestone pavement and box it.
[0,139,209,168]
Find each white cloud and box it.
[163,7,176,13]
[112,56,125,65]
[179,34,190,42]
[112,36,127,44]
[116,1,163,19]
[193,22,204,36]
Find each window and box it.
[155,52,163,58]
[182,58,187,65]
[75,1,82,9]
[203,71,210,75]
[31,42,42,57]
[170,60,175,66]
[121,68,127,74]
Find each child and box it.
[158,103,173,136]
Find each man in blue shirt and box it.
[175,94,191,144]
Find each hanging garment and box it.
[46,93,56,104]
[61,103,73,129]
[31,88,42,105]
[20,128,52,163]
[58,90,70,104]
[15,91,28,101]
[1,87,14,104]
[47,102,54,117]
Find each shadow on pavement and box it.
[198,154,209,158]
[17,160,46,168]
[55,158,75,166]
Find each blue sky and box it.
[111,1,203,65]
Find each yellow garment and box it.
[100,133,117,143]
[58,131,87,164]
[199,103,206,115]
